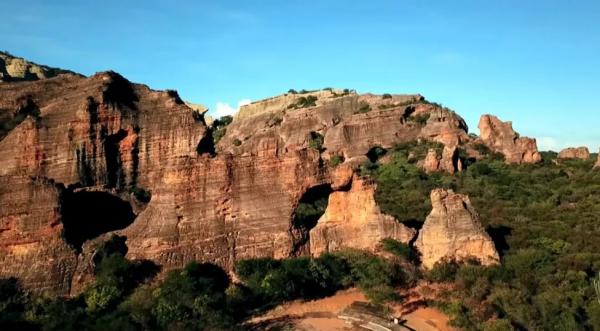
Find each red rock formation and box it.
[415,189,499,269]
[420,146,462,174]
[558,147,590,160]
[0,69,472,294]
[596,149,600,169]
[309,176,415,256]
[478,114,542,164]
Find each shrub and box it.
[308,132,324,151]
[232,139,242,146]
[329,154,345,167]
[382,93,392,99]
[287,89,297,94]
[129,186,151,203]
[381,239,418,262]
[354,103,372,114]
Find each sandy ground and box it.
[249,288,456,331]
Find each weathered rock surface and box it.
[420,146,463,174]
[596,149,600,169]
[558,147,590,160]
[0,51,80,82]
[309,176,415,256]
[478,114,542,164]
[415,189,499,269]
[0,58,478,294]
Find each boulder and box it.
[478,114,542,164]
[558,147,590,160]
[415,189,499,269]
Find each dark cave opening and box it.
[291,184,333,255]
[486,225,512,258]
[61,190,136,252]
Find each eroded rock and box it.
[558,147,590,160]
[310,176,415,256]
[478,114,542,164]
[415,189,499,269]
[419,146,462,174]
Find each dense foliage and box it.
[0,237,409,330]
[369,142,600,330]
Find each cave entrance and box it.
[61,190,135,252]
[291,184,332,255]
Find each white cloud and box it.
[213,99,251,118]
[537,137,558,151]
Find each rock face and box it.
[478,114,542,164]
[0,51,79,82]
[596,149,600,169]
[558,147,590,160]
[309,176,415,256]
[415,189,499,269]
[0,58,475,294]
[420,146,463,174]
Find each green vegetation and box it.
[366,142,600,330]
[232,138,242,147]
[407,113,430,126]
[307,131,324,151]
[235,250,407,304]
[0,236,410,330]
[288,95,318,109]
[212,115,233,145]
[354,102,372,114]
[129,186,151,203]
[382,93,393,99]
[329,154,345,167]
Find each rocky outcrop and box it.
[310,176,415,256]
[420,146,463,174]
[415,189,499,269]
[0,59,474,294]
[478,115,542,164]
[558,147,590,160]
[596,149,600,169]
[0,51,80,82]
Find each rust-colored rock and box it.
[596,149,600,169]
[415,189,499,269]
[419,146,462,174]
[0,61,473,294]
[478,114,542,164]
[310,176,415,256]
[558,147,590,160]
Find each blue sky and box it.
[1,0,599,151]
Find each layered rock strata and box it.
[0,72,474,294]
[415,189,499,269]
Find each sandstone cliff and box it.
[420,146,463,174]
[415,189,499,269]
[558,147,590,160]
[309,175,416,256]
[478,114,542,164]
[0,68,477,294]
[0,51,80,82]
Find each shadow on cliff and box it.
[61,190,136,252]
[486,225,512,258]
[291,184,332,255]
